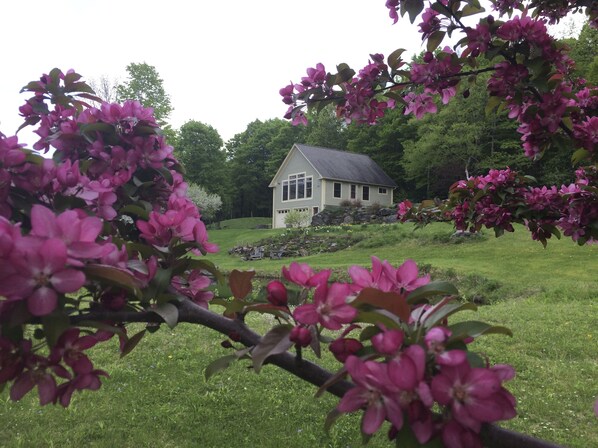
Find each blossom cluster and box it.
[398,167,598,245]
[283,1,597,164]
[1,69,217,405]
[254,259,516,447]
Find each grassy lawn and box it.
[1,221,597,447]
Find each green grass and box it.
[209,216,272,230]
[1,222,597,447]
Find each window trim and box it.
[333,182,342,199]
[350,184,356,199]
[378,187,387,195]
[281,172,313,202]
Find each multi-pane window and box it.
[362,185,370,201]
[282,173,313,201]
[379,187,387,194]
[350,184,356,199]
[333,182,342,198]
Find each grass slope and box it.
[1,222,596,447]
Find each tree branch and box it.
[72,300,564,448]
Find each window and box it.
[333,182,342,198]
[282,172,313,201]
[379,187,387,194]
[350,184,356,199]
[362,186,370,201]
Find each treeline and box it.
[173,24,595,220]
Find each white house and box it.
[269,144,398,228]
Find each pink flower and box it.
[293,281,356,330]
[403,92,437,119]
[49,328,98,375]
[348,256,394,292]
[266,280,288,307]
[431,361,516,432]
[329,338,363,362]
[385,259,430,293]
[171,270,214,308]
[282,262,330,288]
[289,325,312,347]
[1,238,86,316]
[337,356,403,434]
[425,327,467,366]
[29,205,110,265]
[372,327,404,355]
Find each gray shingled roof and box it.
[296,144,397,187]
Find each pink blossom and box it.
[385,259,431,293]
[49,329,98,375]
[403,92,437,119]
[337,356,403,434]
[431,361,516,432]
[171,270,214,308]
[329,338,363,363]
[266,280,288,307]
[425,327,467,366]
[282,262,330,288]
[293,281,356,330]
[29,205,110,265]
[372,327,404,355]
[1,238,86,316]
[348,256,394,292]
[289,325,312,347]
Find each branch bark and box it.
[72,300,564,448]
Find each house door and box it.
[275,210,289,228]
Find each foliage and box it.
[186,183,223,223]
[284,209,311,228]
[175,120,228,211]
[116,62,173,124]
[0,70,519,448]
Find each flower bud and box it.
[423,51,434,63]
[372,329,404,355]
[266,280,288,307]
[290,326,311,347]
[329,338,363,362]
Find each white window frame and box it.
[378,187,387,194]
[281,172,313,202]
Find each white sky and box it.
[0,0,422,145]
[1,1,583,147]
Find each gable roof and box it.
[295,144,397,187]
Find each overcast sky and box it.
[0,0,424,145]
[1,1,581,147]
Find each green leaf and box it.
[251,325,293,373]
[461,4,485,17]
[404,0,424,23]
[84,264,142,299]
[41,312,70,348]
[423,302,478,329]
[120,329,146,358]
[485,95,503,116]
[427,31,445,52]
[387,48,406,70]
[119,204,150,220]
[449,320,513,339]
[571,148,590,165]
[152,303,179,329]
[355,310,402,330]
[407,281,459,304]
[204,354,238,381]
[335,63,356,84]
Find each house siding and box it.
[322,180,394,208]
[271,149,321,228]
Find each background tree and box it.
[566,23,598,84]
[89,74,119,104]
[176,120,226,198]
[116,62,173,124]
[186,183,222,223]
